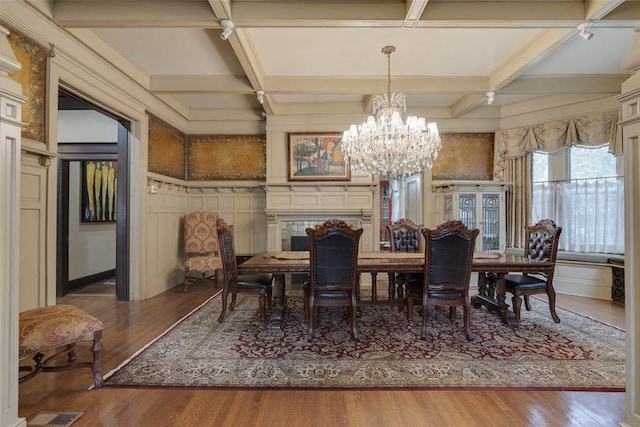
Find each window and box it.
[531,145,624,254]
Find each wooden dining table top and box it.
[239,251,555,275]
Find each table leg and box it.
[371,272,378,301]
[471,273,517,328]
[268,273,287,331]
[477,272,488,297]
[494,274,516,327]
[388,273,395,300]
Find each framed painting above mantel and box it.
[287,132,350,181]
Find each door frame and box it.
[56,91,131,301]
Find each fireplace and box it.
[264,183,377,253]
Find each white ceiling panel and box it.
[98,28,244,75]
[249,28,543,76]
[525,27,637,76]
[44,0,639,119]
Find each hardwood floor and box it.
[18,280,626,427]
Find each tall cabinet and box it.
[432,181,511,253]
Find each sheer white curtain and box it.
[496,110,622,249]
[532,178,624,253]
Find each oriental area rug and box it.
[104,292,625,390]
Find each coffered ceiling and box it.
[32,0,640,125]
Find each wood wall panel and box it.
[188,189,267,256]
[148,114,186,180]
[187,135,266,180]
[432,133,494,180]
[144,183,189,299]
[6,25,48,143]
[19,159,47,311]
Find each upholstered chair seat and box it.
[504,219,562,323]
[19,304,104,388]
[217,218,273,322]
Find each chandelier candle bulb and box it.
[342,45,441,177]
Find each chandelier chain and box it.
[383,45,395,99]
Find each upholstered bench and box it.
[19,304,104,388]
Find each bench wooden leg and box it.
[19,330,104,388]
[91,330,104,388]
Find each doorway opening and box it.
[56,89,131,301]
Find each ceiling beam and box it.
[500,75,629,94]
[206,0,232,20]
[53,1,219,27]
[404,0,430,28]
[450,94,487,118]
[51,0,633,29]
[149,74,625,98]
[263,76,488,94]
[150,75,254,94]
[227,28,273,114]
[487,28,575,94]
[584,0,627,20]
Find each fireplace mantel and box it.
[264,183,377,252]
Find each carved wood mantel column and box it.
[0,24,27,427]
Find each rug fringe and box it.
[103,289,222,381]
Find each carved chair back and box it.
[184,211,219,256]
[307,219,363,293]
[423,220,478,294]
[387,218,423,253]
[217,218,238,283]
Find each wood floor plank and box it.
[17,280,626,426]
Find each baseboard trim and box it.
[68,269,116,290]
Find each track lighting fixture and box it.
[220,20,234,40]
[577,22,594,41]
[486,91,495,105]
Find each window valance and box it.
[495,110,622,179]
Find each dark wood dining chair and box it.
[386,218,423,299]
[504,219,563,323]
[217,218,273,323]
[304,219,363,340]
[406,220,479,340]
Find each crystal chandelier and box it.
[342,46,441,177]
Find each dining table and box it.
[239,251,555,331]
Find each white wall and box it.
[58,110,118,281]
[68,162,116,280]
[58,110,118,142]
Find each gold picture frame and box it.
[287,133,350,181]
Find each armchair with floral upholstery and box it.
[183,211,223,292]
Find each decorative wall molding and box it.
[0,21,27,427]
